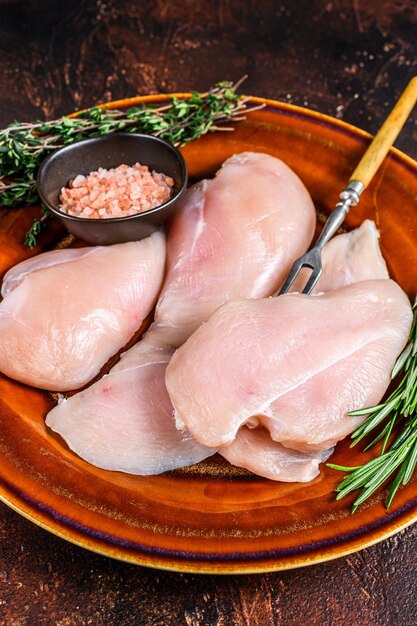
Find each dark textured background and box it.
[0,1,416,624]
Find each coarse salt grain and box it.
[59,163,174,219]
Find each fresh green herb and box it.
[328,296,417,511]
[24,206,51,249]
[0,79,260,246]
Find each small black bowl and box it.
[37,133,188,245]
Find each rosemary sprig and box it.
[0,79,259,247]
[328,296,417,511]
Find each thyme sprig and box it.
[328,296,417,511]
[24,206,51,249]
[0,79,259,246]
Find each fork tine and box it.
[277,79,417,300]
[277,256,307,295]
[301,264,323,294]
[278,246,323,296]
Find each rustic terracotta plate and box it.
[0,95,416,574]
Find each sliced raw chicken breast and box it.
[217,220,390,480]
[0,232,166,390]
[151,151,316,347]
[166,280,412,452]
[46,335,215,474]
[220,427,333,482]
[289,219,389,293]
[1,247,99,297]
[46,152,316,474]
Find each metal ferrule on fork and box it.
[316,179,365,251]
[278,76,417,297]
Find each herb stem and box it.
[329,296,417,511]
[0,80,260,245]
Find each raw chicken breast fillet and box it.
[0,232,166,390]
[46,151,316,474]
[219,220,391,480]
[166,280,412,454]
[46,335,214,474]
[289,219,389,293]
[220,427,333,482]
[150,151,316,347]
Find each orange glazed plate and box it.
[0,95,416,574]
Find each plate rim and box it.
[1,92,417,574]
[1,479,416,575]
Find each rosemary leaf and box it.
[402,436,417,485]
[329,296,417,511]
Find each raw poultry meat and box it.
[166,280,412,464]
[220,427,333,482]
[219,220,391,480]
[148,151,316,347]
[0,232,166,390]
[289,219,389,293]
[46,151,317,474]
[46,335,213,474]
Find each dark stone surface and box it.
[0,1,416,624]
[1,501,417,626]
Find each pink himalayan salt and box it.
[59,163,174,219]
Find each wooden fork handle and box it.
[349,76,417,189]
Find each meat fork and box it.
[278,76,417,296]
